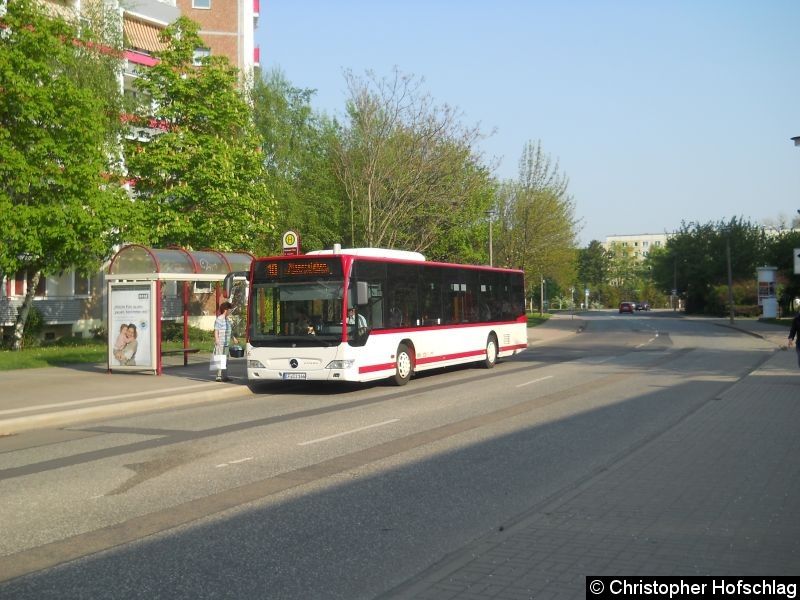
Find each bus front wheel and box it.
[483,334,498,369]
[393,343,413,386]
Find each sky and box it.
[256,1,800,246]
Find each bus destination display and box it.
[254,258,342,281]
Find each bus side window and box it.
[420,266,443,326]
[386,263,418,328]
[353,260,387,329]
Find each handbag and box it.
[209,352,227,371]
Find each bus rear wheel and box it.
[393,343,413,386]
[483,334,498,369]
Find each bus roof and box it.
[306,247,426,262]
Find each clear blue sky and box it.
[256,1,800,246]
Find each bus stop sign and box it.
[283,230,300,256]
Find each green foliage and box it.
[251,70,345,252]
[494,141,579,292]
[124,18,275,253]
[526,313,551,327]
[161,322,214,344]
[0,0,131,347]
[648,217,769,314]
[0,0,130,277]
[20,307,43,346]
[0,344,107,370]
[577,240,610,287]
[335,68,495,254]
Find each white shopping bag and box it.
[209,353,227,371]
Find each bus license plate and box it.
[283,372,306,380]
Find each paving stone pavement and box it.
[384,318,800,600]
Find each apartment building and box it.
[604,233,670,261]
[1,0,260,341]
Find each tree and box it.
[649,217,768,314]
[334,68,494,253]
[251,69,344,252]
[124,17,274,253]
[577,240,610,285]
[494,141,578,297]
[0,0,130,350]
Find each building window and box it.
[192,0,211,8]
[75,274,91,297]
[193,47,211,66]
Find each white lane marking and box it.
[298,419,400,446]
[636,337,658,348]
[216,457,254,468]
[0,383,218,417]
[515,375,553,388]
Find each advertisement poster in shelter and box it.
[107,282,156,371]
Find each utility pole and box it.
[726,233,734,324]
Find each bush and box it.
[161,321,215,344]
[733,305,761,318]
[22,306,44,347]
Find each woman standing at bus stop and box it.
[214,302,238,382]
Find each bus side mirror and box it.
[224,271,248,297]
[356,281,369,306]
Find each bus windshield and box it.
[250,281,345,346]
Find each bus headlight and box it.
[326,360,354,369]
[248,359,266,369]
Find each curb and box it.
[0,384,252,436]
[712,321,790,350]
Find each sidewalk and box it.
[0,356,251,435]
[0,316,585,436]
[387,316,800,599]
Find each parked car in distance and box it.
[636,301,650,311]
[619,301,634,313]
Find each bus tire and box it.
[393,343,413,386]
[483,334,498,369]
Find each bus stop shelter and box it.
[106,245,253,374]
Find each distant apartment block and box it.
[604,233,671,260]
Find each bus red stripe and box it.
[358,343,526,375]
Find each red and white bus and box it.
[243,247,527,385]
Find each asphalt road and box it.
[0,312,780,599]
